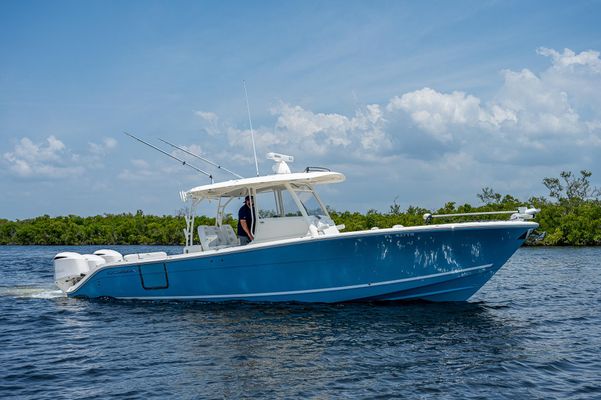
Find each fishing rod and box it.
[158,138,243,179]
[243,80,260,177]
[123,132,214,183]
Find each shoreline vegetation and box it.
[2,171,600,247]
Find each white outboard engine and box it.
[53,252,106,292]
[93,249,123,264]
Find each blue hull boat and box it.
[54,153,539,302]
[57,222,536,302]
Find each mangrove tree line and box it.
[1,170,600,246]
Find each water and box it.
[1,246,600,399]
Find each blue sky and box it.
[1,0,601,219]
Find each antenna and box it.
[243,80,260,177]
[124,132,214,183]
[158,138,243,179]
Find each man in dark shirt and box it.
[237,195,254,245]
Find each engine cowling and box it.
[53,252,106,292]
[93,249,123,264]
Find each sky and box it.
[1,0,601,219]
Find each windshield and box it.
[280,189,302,217]
[294,189,326,217]
[244,185,327,219]
[256,191,278,218]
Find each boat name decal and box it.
[396,233,415,238]
[107,268,137,275]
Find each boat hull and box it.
[67,222,536,302]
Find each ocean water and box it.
[1,245,600,399]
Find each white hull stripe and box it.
[115,263,494,300]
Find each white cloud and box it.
[2,136,84,179]
[2,135,120,180]
[195,111,220,135]
[89,137,118,156]
[273,103,353,151]
[205,48,600,173]
[195,111,218,122]
[104,137,117,149]
[117,156,214,183]
[117,159,157,181]
[383,48,601,149]
[131,159,150,169]
[535,47,601,124]
[386,88,502,141]
[537,47,601,73]
[496,68,583,135]
[13,136,65,162]
[171,143,205,158]
[353,104,390,151]
[222,102,391,160]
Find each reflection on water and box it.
[1,246,601,399]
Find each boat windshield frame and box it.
[215,183,330,226]
[287,184,329,218]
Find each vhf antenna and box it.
[158,138,243,179]
[243,80,260,177]
[124,132,214,183]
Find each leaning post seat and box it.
[198,225,240,250]
[218,225,239,246]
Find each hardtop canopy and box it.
[185,171,345,200]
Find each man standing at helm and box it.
[238,195,254,245]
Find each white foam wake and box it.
[0,286,66,299]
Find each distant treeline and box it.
[1,171,600,246]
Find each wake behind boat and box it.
[54,151,539,302]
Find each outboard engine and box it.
[93,249,123,264]
[53,252,106,292]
